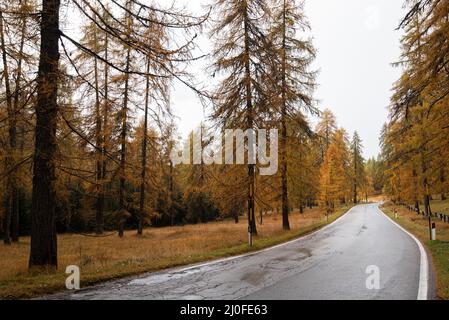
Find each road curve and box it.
[48,204,430,300]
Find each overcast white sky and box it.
[170,0,406,159]
[64,0,406,159]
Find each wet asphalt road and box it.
[49,204,428,300]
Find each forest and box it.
[0,0,381,271]
[0,0,446,286]
[381,0,449,216]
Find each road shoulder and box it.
[380,204,438,300]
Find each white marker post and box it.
[248,226,253,247]
[431,223,436,241]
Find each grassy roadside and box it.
[0,205,353,300]
[381,202,449,300]
[428,199,449,215]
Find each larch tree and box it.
[319,129,351,214]
[1,0,38,244]
[350,131,366,204]
[315,108,337,162]
[138,14,169,235]
[75,7,111,234]
[0,6,14,245]
[287,116,319,213]
[365,156,385,195]
[209,0,275,243]
[269,0,316,230]
[1,0,36,244]
[117,0,133,238]
[29,0,61,267]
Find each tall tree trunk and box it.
[100,32,109,225]
[138,60,151,235]
[118,47,131,238]
[251,206,257,236]
[418,114,432,217]
[421,150,431,216]
[3,195,11,245]
[10,187,19,242]
[168,159,174,226]
[118,2,133,238]
[243,5,256,243]
[29,0,60,268]
[0,9,13,245]
[440,166,446,200]
[93,26,104,235]
[280,0,290,231]
[10,6,27,243]
[413,11,432,218]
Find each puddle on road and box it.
[297,248,312,257]
[129,264,218,286]
[241,271,265,286]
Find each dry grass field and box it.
[0,205,352,299]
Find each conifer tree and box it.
[319,129,351,213]
[350,131,366,204]
[29,0,61,267]
[210,0,274,243]
[270,0,316,230]
[316,109,337,162]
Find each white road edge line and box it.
[377,205,429,301]
[171,206,358,274]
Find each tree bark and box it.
[251,207,257,236]
[29,0,60,268]
[280,0,290,231]
[93,24,104,235]
[168,160,174,226]
[118,2,133,238]
[415,200,420,213]
[420,128,432,217]
[3,196,11,245]
[138,60,151,235]
[243,5,256,242]
[0,9,13,245]
[10,5,27,243]
[440,167,446,200]
[100,32,109,230]
[118,47,130,238]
